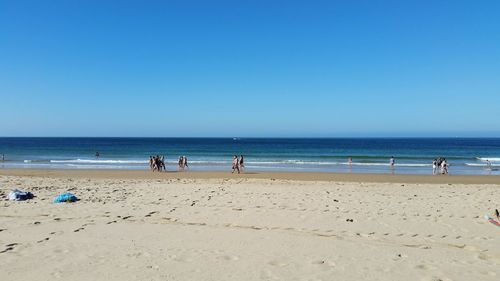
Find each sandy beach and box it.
[1,170,500,281]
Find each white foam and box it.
[466,163,500,167]
[50,159,147,164]
[246,161,431,167]
[476,157,500,162]
[350,163,431,167]
[64,164,144,169]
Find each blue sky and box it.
[1,0,499,137]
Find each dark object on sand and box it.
[7,189,34,201]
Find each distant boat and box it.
[233,137,241,141]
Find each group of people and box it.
[178,156,189,171]
[149,155,190,172]
[149,155,166,172]
[148,154,245,173]
[432,157,449,175]
[232,155,245,174]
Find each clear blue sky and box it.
[1,0,499,137]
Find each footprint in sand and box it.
[74,227,85,232]
[1,243,18,253]
[37,237,50,243]
[145,211,158,217]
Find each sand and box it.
[1,170,500,281]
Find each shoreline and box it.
[1,168,499,184]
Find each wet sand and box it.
[0,168,499,184]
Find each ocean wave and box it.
[64,164,145,169]
[244,160,431,167]
[187,160,230,164]
[50,159,147,164]
[476,157,500,162]
[45,158,433,167]
[23,159,48,163]
[350,163,431,167]
[466,163,500,167]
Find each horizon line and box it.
[1,136,500,139]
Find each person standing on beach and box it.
[239,155,245,172]
[390,156,395,167]
[183,156,189,170]
[232,155,240,174]
[432,159,437,175]
[348,157,352,167]
[160,155,166,171]
[440,159,448,174]
[95,151,100,158]
[178,156,184,171]
[1,154,4,162]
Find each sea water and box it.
[0,138,499,175]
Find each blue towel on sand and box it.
[53,193,78,203]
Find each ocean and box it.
[0,138,499,175]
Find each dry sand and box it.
[1,169,500,281]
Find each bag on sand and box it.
[7,189,34,201]
[53,193,78,203]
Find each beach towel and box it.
[53,193,78,203]
[7,189,34,201]
[485,215,500,227]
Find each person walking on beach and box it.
[178,156,184,171]
[390,156,395,167]
[183,156,189,170]
[486,159,492,170]
[348,157,352,167]
[160,155,166,171]
[232,155,240,174]
[150,156,156,170]
[432,159,437,175]
[440,159,448,174]
[1,154,4,162]
[239,155,244,172]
